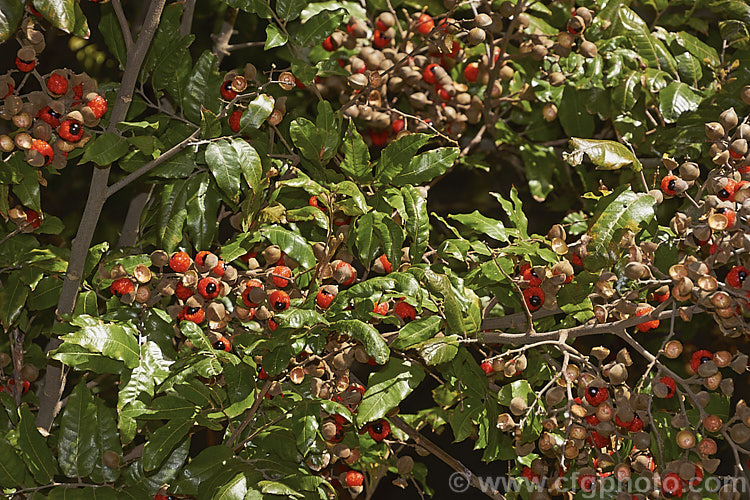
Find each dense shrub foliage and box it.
[0,0,748,499]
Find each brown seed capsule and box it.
[467,27,486,46]
[729,423,750,444]
[664,340,683,359]
[542,103,558,122]
[102,450,121,469]
[676,429,696,449]
[731,138,748,158]
[703,414,723,433]
[151,250,169,268]
[549,72,565,87]
[608,363,628,385]
[498,65,514,81]
[510,396,528,416]
[705,122,725,140]
[397,455,414,475]
[278,71,295,91]
[580,40,598,58]
[720,107,739,131]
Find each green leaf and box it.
[341,121,371,181]
[450,397,482,442]
[392,147,459,186]
[205,139,243,203]
[180,320,214,352]
[558,86,594,138]
[416,334,459,365]
[0,438,25,489]
[51,342,124,374]
[0,271,29,330]
[178,446,235,494]
[63,315,140,368]
[239,94,275,131]
[673,31,719,66]
[12,161,41,212]
[401,185,429,264]
[357,358,425,426]
[18,404,59,483]
[658,81,701,123]
[448,211,510,242]
[376,134,430,182]
[612,6,659,68]
[90,400,122,484]
[142,418,193,471]
[59,381,98,478]
[260,226,316,268]
[292,402,319,453]
[331,320,389,364]
[675,52,702,85]
[492,187,528,238]
[200,109,222,139]
[612,70,640,110]
[185,173,220,251]
[391,316,442,350]
[564,138,643,171]
[0,1,24,43]
[224,0,273,17]
[265,23,288,49]
[182,51,222,124]
[232,138,263,192]
[277,0,306,21]
[80,133,130,166]
[156,179,191,253]
[586,186,656,269]
[519,143,555,202]
[33,0,87,37]
[290,117,334,167]
[292,8,347,46]
[99,4,127,68]
[498,379,535,406]
[118,341,172,411]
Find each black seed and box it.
[206,282,217,294]
[187,307,200,315]
[587,387,599,398]
[719,189,730,199]
[371,422,383,434]
[700,356,712,365]
[49,109,61,119]
[213,340,225,350]
[69,122,81,135]
[224,81,233,91]
[739,270,748,282]
[274,300,286,310]
[668,179,676,191]
[529,295,541,307]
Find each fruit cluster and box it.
[271,3,602,146]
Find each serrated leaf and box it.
[357,358,424,426]
[59,381,98,478]
[80,133,130,166]
[564,138,643,171]
[142,418,193,471]
[239,94,274,131]
[658,81,701,123]
[18,405,59,483]
[63,315,140,368]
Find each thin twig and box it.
[228,379,271,449]
[179,0,197,37]
[111,0,134,52]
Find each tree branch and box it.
[111,0,134,53]
[390,415,506,500]
[213,7,239,64]
[116,188,152,248]
[106,129,200,198]
[36,0,168,432]
[179,0,197,37]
